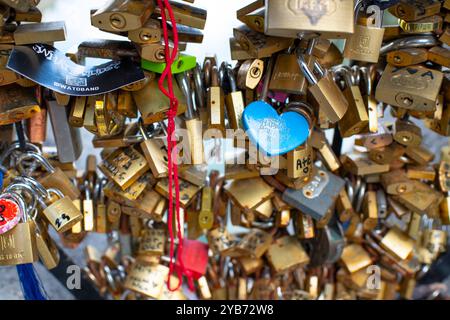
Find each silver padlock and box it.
[282,166,345,221]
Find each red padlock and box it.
[178,239,209,280]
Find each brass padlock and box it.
[94,179,109,234]
[375,64,443,112]
[223,64,246,131]
[389,0,441,22]
[265,236,309,274]
[286,140,313,180]
[98,146,149,190]
[139,122,168,179]
[0,84,40,126]
[237,59,264,90]
[386,48,428,67]
[333,66,369,137]
[124,261,169,299]
[40,188,83,233]
[138,225,166,257]
[233,24,293,58]
[17,152,80,200]
[224,177,274,212]
[91,0,154,32]
[265,0,354,39]
[380,227,414,260]
[176,71,204,164]
[207,65,225,133]
[344,4,385,63]
[299,54,348,123]
[132,76,186,125]
[0,192,38,266]
[269,40,313,95]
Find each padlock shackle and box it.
[4,183,37,220]
[332,66,353,90]
[297,51,318,85]
[380,35,438,55]
[193,63,205,111]
[225,65,238,93]
[13,176,48,199]
[0,141,41,166]
[17,151,55,175]
[260,55,275,102]
[175,72,196,120]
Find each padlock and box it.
[207,65,225,133]
[139,121,168,178]
[386,48,428,67]
[233,24,293,58]
[138,224,166,257]
[294,211,315,239]
[380,227,414,260]
[178,239,209,280]
[399,15,443,34]
[286,138,313,181]
[13,21,66,45]
[223,63,245,130]
[389,0,441,21]
[175,71,204,164]
[198,174,214,230]
[224,177,274,212]
[124,261,169,299]
[91,0,154,32]
[207,226,234,256]
[266,236,309,274]
[17,151,80,200]
[269,40,314,95]
[132,76,187,125]
[265,0,354,39]
[381,170,415,195]
[34,220,59,270]
[393,120,422,147]
[333,66,369,137]
[98,146,149,190]
[38,188,83,233]
[427,46,450,68]
[155,178,202,209]
[237,59,264,90]
[227,229,272,259]
[127,18,161,44]
[375,64,443,112]
[298,54,348,123]
[237,0,265,33]
[93,179,109,234]
[26,107,47,146]
[282,166,345,221]
[0,192,38,266]
[82,182,94,232]
[0,84,40,126]
[344,4,385,63]
[142,54,196,74]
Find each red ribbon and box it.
[156,0,192,292]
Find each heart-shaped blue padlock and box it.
[242,101,310,157]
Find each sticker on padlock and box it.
[141,54,196,74]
